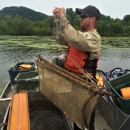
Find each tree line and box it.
[0,8,130,37]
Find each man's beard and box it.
[80,24,89,32]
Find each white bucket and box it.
[11,84,18,93]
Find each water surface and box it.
[0,43,130,93]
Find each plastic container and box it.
[108,73,130,114]
[14,71,39,92]
[8,62,35,85]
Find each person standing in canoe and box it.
[52,5,101,130]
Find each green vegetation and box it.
[0,7,130,37]
[0,35,130,49]
[101,37,130,49]
[0,35,67,50]
[0,14,53,36]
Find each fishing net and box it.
[36,55,109,130]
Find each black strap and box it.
[86,52,90,57]
[84,52,98,77]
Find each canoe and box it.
[0,60,113,130]
[0,71,110,130]
[1,58,129,130]
[97,69,130,130]
[0,80,73,130]
[0,58,111,130]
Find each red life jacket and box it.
[64,45,98,75]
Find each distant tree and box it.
[66,8,77,25]
[123,15,130,23]
[111,23,122,35]
[43,16,54,28]
[0,20,9,34]
[34,21,44,28]
[0,14,5,21]
[114,18,121,22]
[72,15,80,30]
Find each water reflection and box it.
[0,43,130,93]
[98,49,130,71]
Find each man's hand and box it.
[52,7,65,18]
[52,8,57,21]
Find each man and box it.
[53,5,101,130]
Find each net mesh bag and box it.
[36,55,109,130]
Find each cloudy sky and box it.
[0,0,130,19]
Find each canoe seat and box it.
[7,91,30,130]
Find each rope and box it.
[37,55,87,83]
[67,55,97,85]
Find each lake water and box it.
[0,43,130,93]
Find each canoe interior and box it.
[0,83,73,130]
[1,70,130,130]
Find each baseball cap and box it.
[76,5,101,21]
